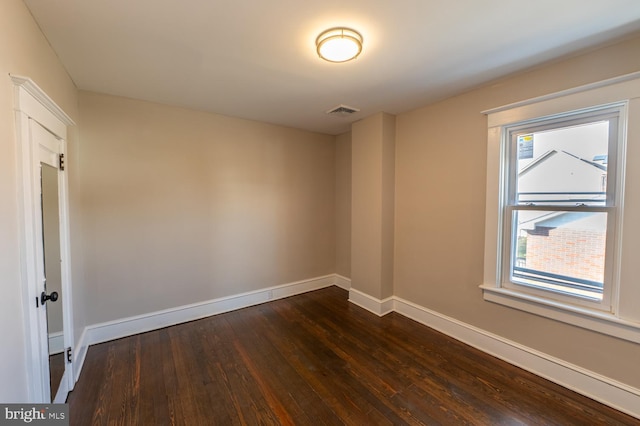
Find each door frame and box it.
[11,75,75,402]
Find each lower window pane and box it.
[511,210,607,301]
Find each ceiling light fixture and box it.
[316,27,363,63]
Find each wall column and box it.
[351,112,395,305]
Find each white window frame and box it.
[480,72,640,344]
[502,107,621,311]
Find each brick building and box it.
[523,212,606,283]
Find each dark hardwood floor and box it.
[68,287,639,425]
[50,352,65,397]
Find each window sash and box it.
[502,203,616,311]
[504,108,619,207]
[499,108,622,311]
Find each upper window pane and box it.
[515,121,609,206]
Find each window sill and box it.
[480,284,640,344]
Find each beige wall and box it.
[351,113,395,299]
[335,132,351,278]
[0,0,79,401]
[394,34,640,388]
[380,113,396,300]
[78,92,336,324]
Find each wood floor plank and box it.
[284,292,515,425]
[247,307,383,424]
[265,301,427,424]
[68,287,640,425]
[136,330,170,425]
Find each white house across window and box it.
[502,107,621,311]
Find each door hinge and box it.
[59,153,65,171]
[66,347,72,363]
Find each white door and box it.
[12,75,76,403]
[30,119,74,403]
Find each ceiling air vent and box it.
[326,104,360,117]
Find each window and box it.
[503,108,620,311]
[481,74,640,343]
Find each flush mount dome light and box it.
[316,27,363,63]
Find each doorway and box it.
[12,75,76,403]
[41,162,65,399]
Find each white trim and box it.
[10,75,75,128]
[483,74,640,128]
[72,328,88,383]
[481,285,640,344]
[52,369,71,404]
[14,107,45,402]
[48,332,64,355]
[393,296,640,420]
[56,136,75,392]
[482,71,640,117]
[334,274,351,290]
[348,288,393,316]
[11,75,75,403]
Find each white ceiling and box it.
[24,0,640,135]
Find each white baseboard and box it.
[48,331,64,355]
[348,288,393,316]
[73,328,88,383]
[335,274,351,290]
[393,296,640,420]
[73,274,338,382]
[53,368,71,404]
